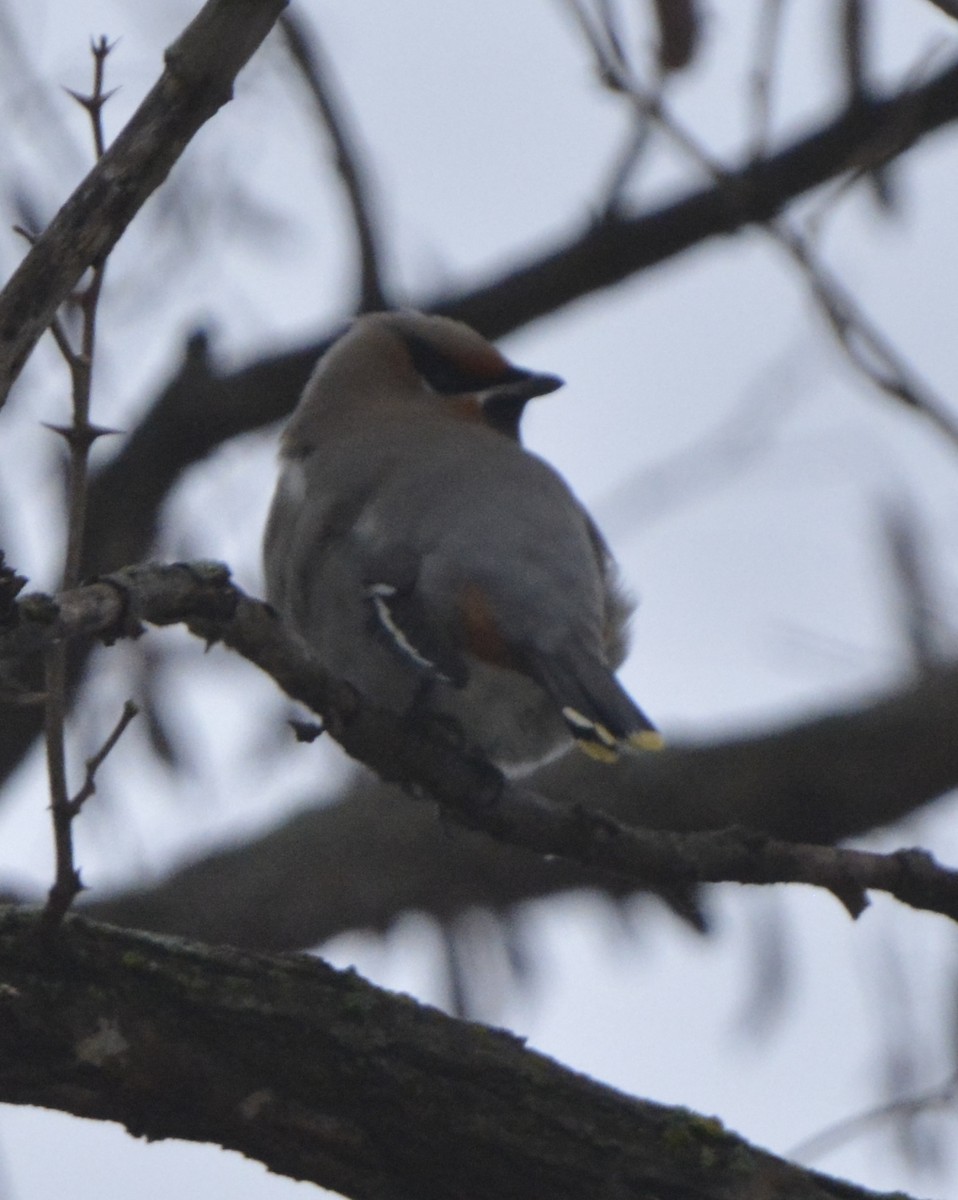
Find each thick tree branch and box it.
[439,53,958,336]
[0,906,921,1200]
[5,562,958,939]
[0,0,288,408]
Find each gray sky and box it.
[2,1,958,1197]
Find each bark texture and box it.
[0,907,918,1200]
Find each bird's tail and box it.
[526,647,663,763]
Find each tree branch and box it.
[278,11,389,311]
[41,36,122,933]
[566,10,958,445]
[0,0,288,408]
[5,562,958,937]
[0,906,919,1200]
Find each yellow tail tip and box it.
[629,730,666,752]
[576,740,620,764]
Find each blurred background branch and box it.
[3,3,958,1192]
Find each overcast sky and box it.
[2,2,958,1197]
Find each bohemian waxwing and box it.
[263,310,661,771]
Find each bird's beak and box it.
[480,370,564,440]
[489,369,564,405]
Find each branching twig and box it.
[563,0,660,214]
[41,38,124,935]
[69,699,140,816]
[38,696,140,908]
[566,6,958,450]
[0,0,287,409]
[771,223,958,447]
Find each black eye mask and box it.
[402,331,563,439]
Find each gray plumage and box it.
[263,310,659,770]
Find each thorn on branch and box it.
[63,85,119,116]
[183,328,212,377]
[79,33,117,162]
[173,561,239,637]
[830,881,870,919]
[91,34,117,60]
[42,420,122,450]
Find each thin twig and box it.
[594,336,812,537]
[599,105,656,215]
[790,1069,958,1163]
[840,0,897,208]
[277,12,388,312]
[68,699,140,815]
[776,222,958,447]
[11,225,80,366]
[880,499,949,673]
[594,0,628,74]
[562,0,660,212]
[561,0,619,87]
[42,37,118,935]
[566,11,958,450]
[749,0,787,161]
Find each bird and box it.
[263,310,661,772]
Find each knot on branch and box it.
[93,574,147,643]
[95,560,238,646]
